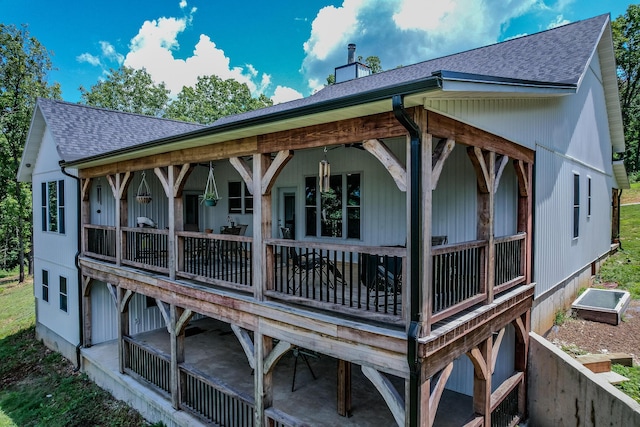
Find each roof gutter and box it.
[433,70,578,91]
[392,94,421,427]
[62,77,441,169]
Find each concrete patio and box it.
[81,316,474,426]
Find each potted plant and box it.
[202,192,218,207]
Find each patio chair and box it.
[281,227,345,291]
[360,253,402,295]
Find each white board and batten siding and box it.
[32,126,80,346]
[425,52,616,298]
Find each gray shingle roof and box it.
[37,99,204,162]
[215,14,609,126]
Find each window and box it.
[587,177,592,217]
[573,173,580,238]
[42,270,49,302]
[228,181,253,214]
[305,173,361,239]
[59,276,68,312]
[41,180,65,233]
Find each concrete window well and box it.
[571,288,631,325]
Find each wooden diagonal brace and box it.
[467,147,491,194]
[261,150,293,195]
[230,157,254,195]
[514,159,529,197]
[429,362,454,426]
[431,138,455,190]
[493,155,509,194]
[363,139,407,192]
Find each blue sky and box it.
[3,0,635,104]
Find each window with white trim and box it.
[41,180,65,233]
[587,176,592,217]
[305,173,361,239]
[228,181,253,214]
[573,173,580,238]
[59,276,68,312]
[42,269,49,302]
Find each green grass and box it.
[596,204,640,299]
[620,181,640,205]
[0,277,153,427]
[612,364,640,404]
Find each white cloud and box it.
[77,52,101,66]
[547,14,570,29]
[99,41,124,65]
[271,86,303,104]
[300,0,551,93]
[179,0,187,8]
[123,9,270,97]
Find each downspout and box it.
[60,164,83,371]
[617,189,623,250]
[392,94,421,427]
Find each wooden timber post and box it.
[168,304,192,410]
[469,339,492,424]
[468,148,496,303]
[80,178,91,255]
[82,275,92,347]
[107,172,131,266]
[117,286,133,374]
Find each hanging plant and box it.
[136,171,152,204]
[201,162,220,207]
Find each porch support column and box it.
[80,178,92,255]
[469,338,492,424]
[337,360,352,417]
[514,310,531,418]
[116,286,133,374]
[107,172,132,266]
[81,275,92,347]
[253,153,275,300]
[254,332,273,427]
[167,304,192,410]
[468,148,495,303]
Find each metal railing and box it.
[431,240,487,322]
[494,233,526,293]
[84,225,116,261]
[180,363,255,426]
[269,239,405,321]
[177,232,253,289]
[123,336,171,394]
[122,227,169,273]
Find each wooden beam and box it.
[173,163,194,198]
[426,110,534,163]
[429,362,454,427]
[78,136,258,179]
[363,139,407,192]
[261,150,293,195]
[431,138,455,190]
[154,167,171,198]
[119,289,133,313]
[470,339,492,425]
[493,155,509,194]
[259,110,411,153]
[362,366,405,426]
[491,328,506,374]
[82,275,93,348]
[255,332,273,426]
[467,147,490,194]
[175,308,193,335]
[229,157,254,195]
[264,340,292,374]
[81,178,92,201]
[117,286,130,374]
[156,299,171,330]
[231,324,256,370]
[513,159,529,197]
[337,360,352,417]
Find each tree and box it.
[0,24,61,281]
[79,66,170,117]
[165,75,273,125]
[613,5,640,175]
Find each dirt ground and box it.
[545,299,640,364]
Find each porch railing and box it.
[84,224,116,261]
[180,362,255,427]
[122,227,169,273]
[490,372,523,427]
[494,233,526,293]
[268,239,405,322]
[431,240,487,323]
[177,232,253,290]
[123,336,171,394]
